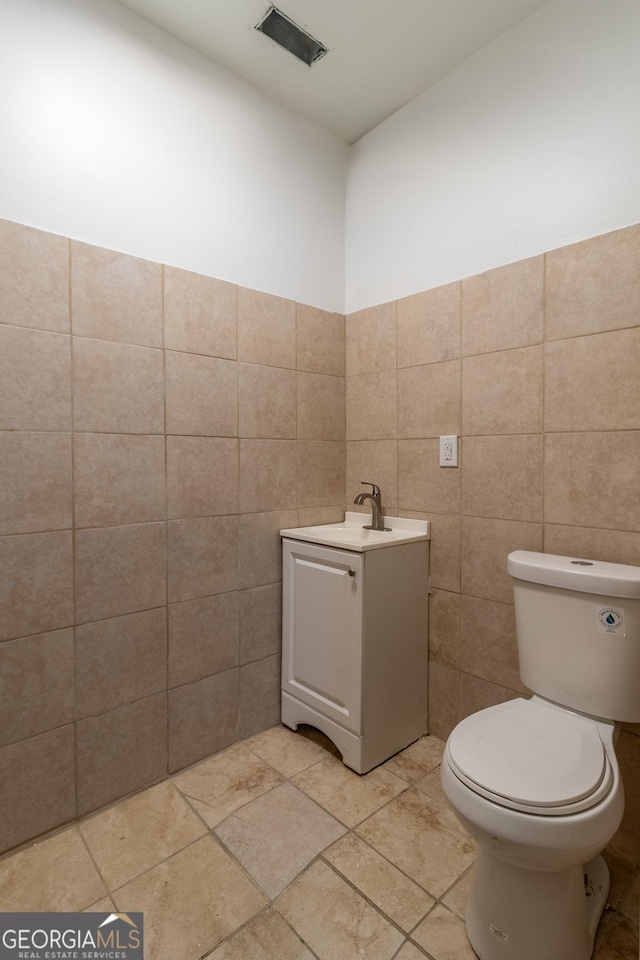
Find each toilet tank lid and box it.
[507,551,640,599]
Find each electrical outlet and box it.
[439,435,458,467]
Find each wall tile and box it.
[165,351,237,437]
[73,338,164,434]
[461,517,542,604]
[0,726,76,852]
[297,505,345,526]
[167,516,238,603]
[75,522,166,623]
[428,662,460,741]
[77,694,168,815]
[297,304,345,376]
[0,219,69,333]
[239,510,297,589]
[461,435,542,522]
[297,373,346,441]
[71,241,162,347]
[346,301,396,376]
[0,325,71,431]
[346,441,397,514]
[346,370,397,440]
[546,225,640,341]
[75,609,166,719]
[397,282,460,368]
[428,589,461,670]
[297,441,346,509]
[461,256,543,356]
[460,595,527,693]
[0,432,72,535]
[168,668,239,772]
[462,346,543,436]
[398,440,460,515]
[398,361,461,439]
[459,674,519,721]
[543,524,640,567]
[240,583,282,664]
[240,654,281,739]
[238,364,296,439]
[237,287,295,368]
[0,531,73,641]
[164,265,236,359]
[168,592,239,688]
[74,434,165,527]
[545,432,640,531]
[425,513,461,593]
[167,437,238,519]
[0,628,74,748]
[239,440,297,513]
[545,329,640,433]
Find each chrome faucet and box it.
[353,482,391,531]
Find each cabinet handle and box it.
[348,568,356,577]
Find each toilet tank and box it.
[507,551,640,723]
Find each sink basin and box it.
[280,512,430,552]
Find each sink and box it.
[280,512,430,552]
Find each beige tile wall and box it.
[346,224,640,843]
[0,218,345,855]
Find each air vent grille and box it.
[256,6,327,67]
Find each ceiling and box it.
[116,0,550,143]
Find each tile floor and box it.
[0,725,637,960]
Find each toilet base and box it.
[465,849,609,960]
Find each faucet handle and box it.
[360,481,381,498]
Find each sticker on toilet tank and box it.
[597,606,625,636]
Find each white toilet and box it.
[441,550,640,960]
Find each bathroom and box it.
[0,0,639,956]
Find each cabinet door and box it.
[282,539,363,735]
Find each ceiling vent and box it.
[255,6,327,67]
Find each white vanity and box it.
[280,513,430,773]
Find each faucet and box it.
[353,482,391,531]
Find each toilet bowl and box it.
[441,551,640,960]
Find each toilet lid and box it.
[448,699,607,808]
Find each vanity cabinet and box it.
[281,535,429,774]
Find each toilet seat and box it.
[446,698,614,817]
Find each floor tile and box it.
[441,867,472,920]
[383,735,445,784]
[276,860,404,960]
[617,868,639,925]
[215,782,346,898]
[414,768,447,805]
[245,723,332,777]
[172,743,283,827]
[356,789,475,898]
[208,908,314,959]
[412,904,477,960]
[396,943,429,959]
[114,835,265,960]
[592,908,639,960]
[0,827,106,910]
[80,781,207,891]
[292,755,407,827]
[84,896,116,912]
[323,833,434,932]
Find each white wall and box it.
[0,0,347,312]
[345,0,640,313]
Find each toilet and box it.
[441,550,640,960]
